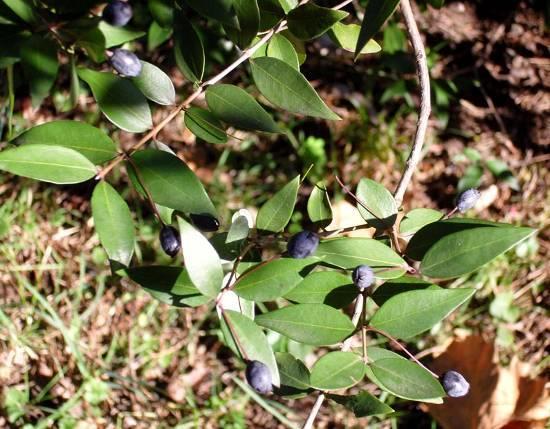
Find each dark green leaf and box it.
[78,68,152,132]
[183,0,238,27]
[148,0,173,27]
[225,0,260,48]
[147,21,172,50]
[250,57,340,120]
[258,0,284,31]
[184,106,228,144]
[275,352,310,390]
[328,392,394,417]
[356,178,397,229]
[307,182,332,227]
[91,182,135,267]
[284,271,356,308]
[256,174,300,232]
[266,34,299,70]
[12,120,117,165]
[0,144,96,184]
[131,61,175,106]
[370,288,475,339]
[98,22,145,48]
[355,0,400,59]
[328,22,381,55]
[3,0,38,24]
[287,3,348,40]
[255,303,354,346]
[174,12,205,83]
[399,208,442,236]
[310,352,364,391]
[371,276,440,306]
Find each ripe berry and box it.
[456,188,480,213]
[190,214,220,232]
[245,361,272,395]
[441,370,470,398]
[352,265,374,290]
[110,49,142,77]
[160,225,181,257]
[287,231,319,259]
[102,1,133,26]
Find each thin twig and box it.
[334,175,382,220]
[393,0,431,207]
[125,155,164,225]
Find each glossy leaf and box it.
[178,217,223,297]
[98,22,145,48]
[355,0,400,59]
[287,3,348,40]
[91,182,135,267]
[126,266,209,307]
[329,391,394,417]
[0,144,96,184]
[316,237,406,279]
[129,149,217,217]
[234,257,317,302]
[205,84,279,133]
[328,22,381,55]
[174,12,204,82]
[356,178,397,229]
[222,310,280,386]
[78,68,152,132]
[371,276,440,307]
[266,34,299,70]
[370,288,475,339]
[284,271,356,308]
[256,175,300,232]
[250,57,340,120]
[12,120,117,165]
[399,208,442,235]
[255,303,354,346]
[367,358,445,402]
[275,352,310,390]
[258,0,285,31]
[310,352,364,391]
[184,106,227,144]
[307,182,332,228]
[131,61,175,106]
[225,0,260,48]
[183,0,238,27]
[421,226,536,279]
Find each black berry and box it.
[352,265,374,290]
[110,49,142,77]
[441,370,470,398]
[190,213,220,232]
[456,188,480,213]
[160,225,181,257]
[102,1,133,26]
[287,231,319,259]
[245,361,272,395]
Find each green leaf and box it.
[3,0,39,24]
[12,120,117,165]
[129,149,217,217]
[226,211,251,243]
[316,237,406,279]
[20,35,59,107]
[131,61,175,106]
[78,68,152,133]
[258,0,285,31]
[307,182,332,228]
[75,26,106,62]
[184,106,227,144]
[458,164,483,193]
[234,257,317,302]
[0,144,96,184]
[310,352,364,391]
[174,12,205,83]
[275,352,310,390]
[370,288,475,339]
[148,0,173,27]
[178,217,223,297]
[367,358,445,402]
[205,84,280,133]
[371,276,440,307]
[287,3,348,40]
[256,174,300,232]
[255,303,354,346]
[355,0,400,59]
[489,291,521,323]
[225,0,260,48]
[91,182,135,267]
[399,208,442,236]
[98,21,145,48]
[328,22,381,55]
[421,226,536,279]
[266,34,299,70]
[356,178,397,229]
[250,57,340,120]
[222,310,280,386]
[284,271,356,308]
[328,391,394,417]
[126,265,210,307]
[147,21,172,50]
[184,0,238,27]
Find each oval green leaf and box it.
[399,208,442,236]
[131,61,175,106]
[174,12,204,82]
[284,271,356,308]
[287,3,348,40]
[224,0,260,48]
[307,182,332,228]
[266,34,299,70]
[98,21,145,48]
[328,391,394,417]
[356,178,397,229]
[371,276,440,307]
[256,174,300,232]
[275,352,310,391]
[184,106,227,144]
[310,352,365,391]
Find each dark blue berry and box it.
[189,213,220,232]
[456,188,480,213]
[160,226,181,257]
[441,370,470,398]
[287,231,319,259]
[110,49,142,77]
[102,1,133,26]
[352,265,374,290]
[245,361,272,395]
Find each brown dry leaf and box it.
[423,335,549,429]
[326,200,372,237]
